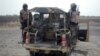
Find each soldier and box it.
[68,3,80,26]
[68,3,80,45]
[20,3,32,43]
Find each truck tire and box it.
[29,51,34,56]
[30,51,45,56]
[29,51,40,56]
[62,53,71,56]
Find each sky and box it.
[0,0,100,16]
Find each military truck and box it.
[23,7,89,56]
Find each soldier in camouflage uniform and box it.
[68,3,80,45]
[20,4,32,43]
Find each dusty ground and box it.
[0,22,100,56]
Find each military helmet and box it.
[71,3,77,11]
[23,3,28,9]
[71,3,77,7]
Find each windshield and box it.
[32,12,66,29]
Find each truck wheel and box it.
[29,51,40,56]
[29,51,34,56]
[30,52,45,56]
[63,53,71,56]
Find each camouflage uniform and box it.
[68,3,80,45]
[20,8,32,43]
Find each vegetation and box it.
[0,15,100,27]
[0,15,19,23]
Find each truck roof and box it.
[30,7,66,13]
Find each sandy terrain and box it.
[0,22,100,56]
[0,27,29,56]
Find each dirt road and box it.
[0,27,29,56]
[0,23,100,56]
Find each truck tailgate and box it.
[24,43,62,51]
